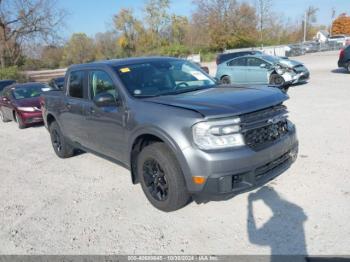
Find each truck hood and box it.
[144,86,288,118]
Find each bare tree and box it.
[0,0,66,68]
[303,6,319,41]
[191,0,257,50]
[256,0,272,46]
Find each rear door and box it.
[84,69,127,162]
[245,57,269,84]
[227,57,248,84]
[59,70,90,146]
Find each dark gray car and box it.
[41,57,298,212]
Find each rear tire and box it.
[49,121,74,158]
[137,142,191,212]
[270,74,285,86]
[221,76,231,85]
[15,112,26,129]
[0,108,10,123]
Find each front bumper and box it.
[179,127,298,197]
[18,111,43,125]
[288,71,310,84]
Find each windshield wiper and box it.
[160,87,212,96]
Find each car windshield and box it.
[115,60,216,97]
[12,84,51,100]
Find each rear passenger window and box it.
[228,57,247,67]
[68,71,84,98]
[89,70,118,99]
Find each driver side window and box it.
[247,57,265,67]
[88,70,118,100]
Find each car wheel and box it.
[0,108,10,123]
[49,121,74,158]
[15,112,26,129]
[270,74,286,86]
[347,62,350,73]
[137,142,191,212]
[221,76,231,85]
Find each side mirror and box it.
[93,93,118,107]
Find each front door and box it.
[84,69,127,163]
[227,57,248,84]
[245,57,269,84]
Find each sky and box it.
[57,0,350,37]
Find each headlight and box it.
[17,107,36,112]
[192,118,244,150]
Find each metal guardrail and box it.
[25,68,67,82]
[223,42,345,58]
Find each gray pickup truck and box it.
[41,57,298,212]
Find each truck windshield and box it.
[115,60,216,97]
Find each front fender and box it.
[128,125,194,188]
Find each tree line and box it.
[0,0,335,74]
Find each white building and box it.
[315,30,330,43]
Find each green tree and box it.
[95,31,119,60]
[40,45,64,69]
[114,8,142,56]
[62,33,95,65]
[191,0,258,50]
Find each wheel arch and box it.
[46,113,57,127]
[128,128,184,185]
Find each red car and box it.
[0,82,52,129]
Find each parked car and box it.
[338,45,350,72]
[48,76,65,90]
[302,41,320,53]
[286,44,306,57]
[0,80,16,95]
[41,57,299,212]
[328,35,347,46]
[216,50,263,65]
[216,54,310,90]
[0,82,52,128]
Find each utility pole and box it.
[303,12,307,42]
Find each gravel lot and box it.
[0,51,349,255]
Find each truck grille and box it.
[241,105,289,150]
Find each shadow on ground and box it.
[331,68,349,74]
[247,186,308,262]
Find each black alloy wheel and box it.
[143,158,169,201]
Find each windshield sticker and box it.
[120,67,131,73]
[190,71,210,81]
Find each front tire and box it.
[137,142,191,212]
[49,121,74,158]
[221,76,231,85]
[15,112,26,129]
[270,74,285,86]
